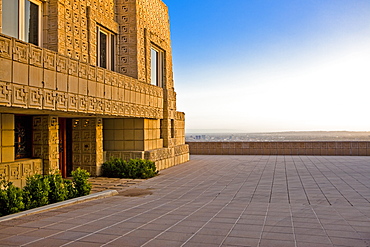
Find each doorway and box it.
[59,118,72,178]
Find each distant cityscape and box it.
[186,131,370,142]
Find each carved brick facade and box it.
[0,0,189,184]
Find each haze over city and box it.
[163,0,370,133]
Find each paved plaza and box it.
[0,155,369,247]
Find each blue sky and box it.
[162,0,370,133]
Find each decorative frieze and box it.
[29,87,43,109]
[0,82,12,106]
[0,159,42,187]
[13,40,29,63]
[44,50,57,70]
[12,85,28,107]
[57,55,69,73]
[0,35,12,59]
[56,92,68,111]
[30,46,43,67]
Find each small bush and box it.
[101,158,126,178]
[23,174,50,210]
[102,158,158,179]
[0,180,25,216]
[72,168,92,197]
[47,172,68,203]
[64,179,77,199]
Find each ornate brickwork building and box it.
[0,0,189,187]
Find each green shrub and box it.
[47,172,68,203]
[72,168,92,197]
[0,180,25,216]
[23,174,50,210]
[64,179,77,199]
[102,158,126,177]
[102,158,158,179]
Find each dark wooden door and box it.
[59,118,67,178]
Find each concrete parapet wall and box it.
[187,142,370,156]
[0,159,43,187]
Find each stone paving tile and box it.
[21,228,61,238]
[329,236,369,247]
[104,236,150,246]
[0,226,34,235]
[0,235,40,246]
[78,233,120,245]
[66,241,103,247]
[259,239,296,247]
[222,236,260,246]
[297,243,334,247]
[189,233,226,245]
[0,155,369,247]
[142,239,184,247]
[25,238,71,247]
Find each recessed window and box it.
[97,26,115,71]
[15,115,33,159]
[2,0,41,46]
[160,119,164,139]
[171,119,175,138]
[151,46,164,87]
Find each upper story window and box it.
[2,0,41,46]
[151,46,164,87]
[97,26,115,71]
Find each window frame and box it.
[1,0,42,46]
[97,26,115,71]
[150,46,164,87]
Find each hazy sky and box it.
[162,0,370,133]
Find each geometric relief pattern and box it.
[56,92,68,110]
[32,116,59,174]
[144,147,174,162]
[30,46,43,67]
[72,118,103,176]
[0,166,8,180]
[105,151,145,162]
[0,81,12,106]
[0,159,42,187]
[23,163,33,178]
[43,90,56,110]
[29,87,43,108]
[10,164,21,180]
[1,33,165,120]
[68,94,78,112]
[12,85,28,107]
[44,50,57,70]
[2,28,173,117]
[13,40,29,63]
[0,35,12,59]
